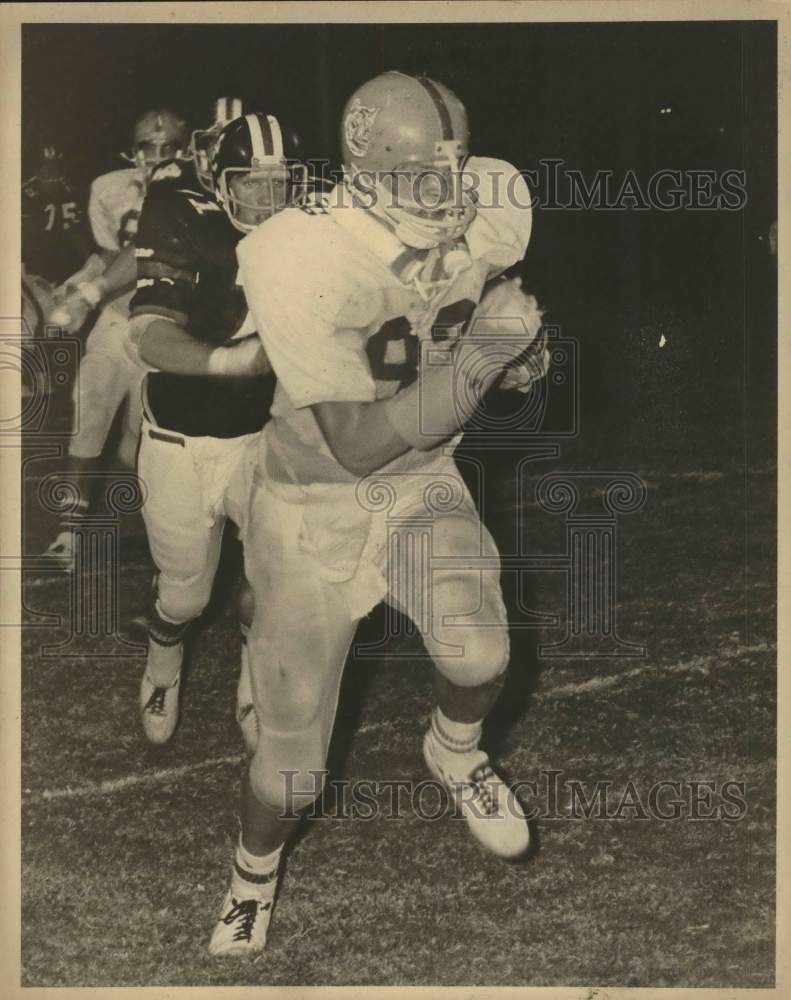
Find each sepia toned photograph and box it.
[5,2,781,992]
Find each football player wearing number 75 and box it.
[214,70,550,956]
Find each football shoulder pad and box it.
[465,156,533,273]
[238,205,360,327]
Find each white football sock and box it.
[430,706,482,755]
[232,839,282,900]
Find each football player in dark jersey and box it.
[21,145,92,396]
[127,112,305,749]
[22,145,92,287]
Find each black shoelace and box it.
[470,765,498,816]
[144,687,167,715]
[223,897,270,942]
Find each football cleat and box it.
[208,890,274,957]
[139,667,181,745]
[423,729,530,859]
[45,530,76,572]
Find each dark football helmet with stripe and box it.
[210,112,307,233]
[340,71,477,249]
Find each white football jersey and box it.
[88,167,147,253]
[238,157,532,485]
[87,166,147,314]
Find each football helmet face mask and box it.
[340,71,477,250]
[123,109,189,179]
[211,113,308,233]
[191,97,244,192]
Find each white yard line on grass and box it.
[542,642,772,699]
[29,753,244,803]
[24,642,773,806]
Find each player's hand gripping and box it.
[498,327,551,392]
[455,277,545,393]
[49,278,105,334]
[207,334,272,376]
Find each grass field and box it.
[19,376,776,987]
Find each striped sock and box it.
[232,840,282,900]
[430,706,482,755]
[146,602,188,687]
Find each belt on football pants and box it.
[146,427,186,448]
[141,392,185,447]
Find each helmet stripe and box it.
[266,115,284,158]
[246,113,270,161]
[214,97,243,125]
[416,76,454,141]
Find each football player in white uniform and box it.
[45,109,190,569]
[210,71,549,956]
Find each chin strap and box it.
[401,242,474,305]
[344,169,474,252]
[338,172,474,304]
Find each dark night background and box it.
[22,20,777,476]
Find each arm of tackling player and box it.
[129,186,269,376]
[130,314,269,376]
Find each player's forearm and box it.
[63,252,107,289]
[99,244,137,298]
[139,318,218,374]
[382,348,495,452]
[313,352,491,477]
[313,400,412,477]
[136,316,269,376]
[60,246,135,310]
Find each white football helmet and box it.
[190,97,244,192]
[340,71,477,250]
[123,109,189,178]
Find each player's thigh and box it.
[83,305,129,360]
[243,485,356,737]
[220,432,259,542]
[246,550,355,811]
[75,308,134,412]
[387,506,509,684]
[137,431,221,582]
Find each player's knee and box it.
[433,624,510,687]
[249,644,324,731]
[248,738,327,814]
[156,574,212,624]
